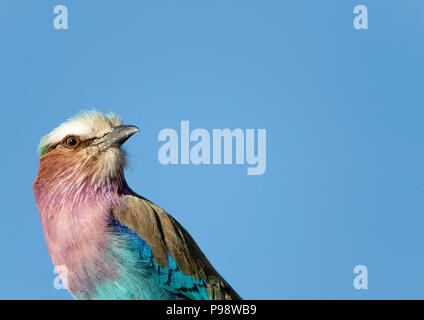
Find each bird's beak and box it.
[96,125,139,151]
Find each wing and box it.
[112,194,242,300]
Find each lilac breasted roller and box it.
[33,110,241,300]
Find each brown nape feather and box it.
[113,195,242,300]
[35,146,95,191]
[35,148,86,188]
[35,137,126,198]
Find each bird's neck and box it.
[33,164,131,295]
[33,150,130,216]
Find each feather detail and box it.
[112,195,242,300]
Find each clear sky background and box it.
[0,0,423,299]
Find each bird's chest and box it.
[42,211,175,299]
[40,206,119,293]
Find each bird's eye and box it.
[65,136,80,148]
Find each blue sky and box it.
[0,0,423,299]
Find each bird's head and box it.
[34,110,139,201]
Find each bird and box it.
[33,110,241,300]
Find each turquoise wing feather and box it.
[110,218,209,300]
[111,195,241,300]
